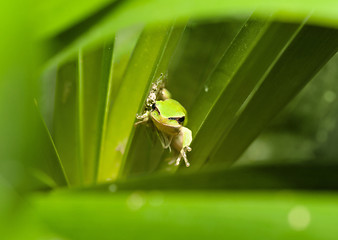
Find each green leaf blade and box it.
[97,23,178,182]
[53,60,83,186]
[184,14,306,170]
[120,22,188,178]
[209,24,338,167]
[78,41,114,185]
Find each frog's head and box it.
[154,99,187,125]
[150,99,188,135]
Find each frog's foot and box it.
[175,146,192,167]
[134,112,149,126]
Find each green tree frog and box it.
[135,74,192,167]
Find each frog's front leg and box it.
[171,127,192,167]
[134,111,150,126]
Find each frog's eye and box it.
[178,116,185,124]
[168,116,185,124]
[152,104,161,114]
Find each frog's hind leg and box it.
[156,129,173,150]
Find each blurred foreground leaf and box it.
[32,191,338,240]
[39,0,338,67]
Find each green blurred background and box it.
[1,0,338,239]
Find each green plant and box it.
[1,1,338,239]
